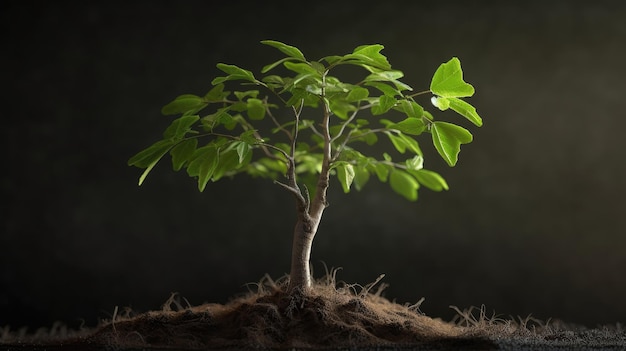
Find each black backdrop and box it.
[2,0,626,331]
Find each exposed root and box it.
[3,272,624,349]
[74,271,489,349]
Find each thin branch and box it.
[290,99,304,160]
[331,129,355,162]
[274,180,306,204]
[405,89,431,99]
[308,123,324,139]
[265,98,293,140]
[257,142,291,160]
[310,74,332,219]
[330,105,360,144]
[344,127,389,143]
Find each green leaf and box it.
[365,81,400,97]
[371,95,396,115]
[431,96,450,110]
[363,70,412,91]
[346,87,370,102]
[353,166,370,191]
[448,97,483,127]
[430,57,475,98]
[390,117,425,135]
[398,133,422,155]
[128,139,175,185]
[246,98,266,120]
[235,141,251,163]
[350,129,378,145]
[329,100,356,119]
[261,74,285,85]
[234,90,260,100]
[409,169,449,191]
[386,132,407,154]
[204,84,229,102]
[161,95,207,115]
[261,40,306,61]
[170,138,198,171]
[163,115,200,140]
[202,108,233,131]
[128,140,173,168]
[344,44,391,70]
[399,100,424,118]
[212,63,256,84]
[284,61,318,74]
[212,149,243,181]
[239,129,259,144]
[187,145,219,192]
[405,155,423,171]
[389,169,419,201]
[335,162,355,193]
[262,57,296,74]
[431,121,473,166]
[370,162,390,182]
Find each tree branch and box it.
[310,75,332,220]
[329,103,374,144]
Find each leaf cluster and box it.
[128,40,482,201]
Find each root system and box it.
[2,273,624,350]
[81,274,492,349]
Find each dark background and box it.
[2,0,625,331]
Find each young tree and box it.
[128,40,482,293]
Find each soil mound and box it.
[80,275,492,350]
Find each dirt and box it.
[1,274,625,350]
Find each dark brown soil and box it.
[1,275,625,350]
[81,275,491,349]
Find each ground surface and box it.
[1,276,625,350]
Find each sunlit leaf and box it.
[430,57,474,98]
[408,169,449,191]
[329,100,356,119]
[389,169,419,201]
[353,166,370,191]
[399,100,424,119]
[431,96,450,111]
[284,61,318,75]
[431,121,473,166]
[405,155,424,171]
[239,129,259,144]
[371,95,396,115]
[448,97,483,127]
[204,84,229,102]
[261,40,306,61]
[370,162,390,182]
[390,117,425,136]
[400,134,422,155]
[344,44,391,70]
[212,63,256,84]
[247,98,266,120]
[335,162,355,193]
[346,87,369,102]
[386,132,407,153]
[235,141,251,163]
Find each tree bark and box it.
[287,75,332,294]
[288,217,318,291]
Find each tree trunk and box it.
[288,217,318,291]
[287,82,332,293]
